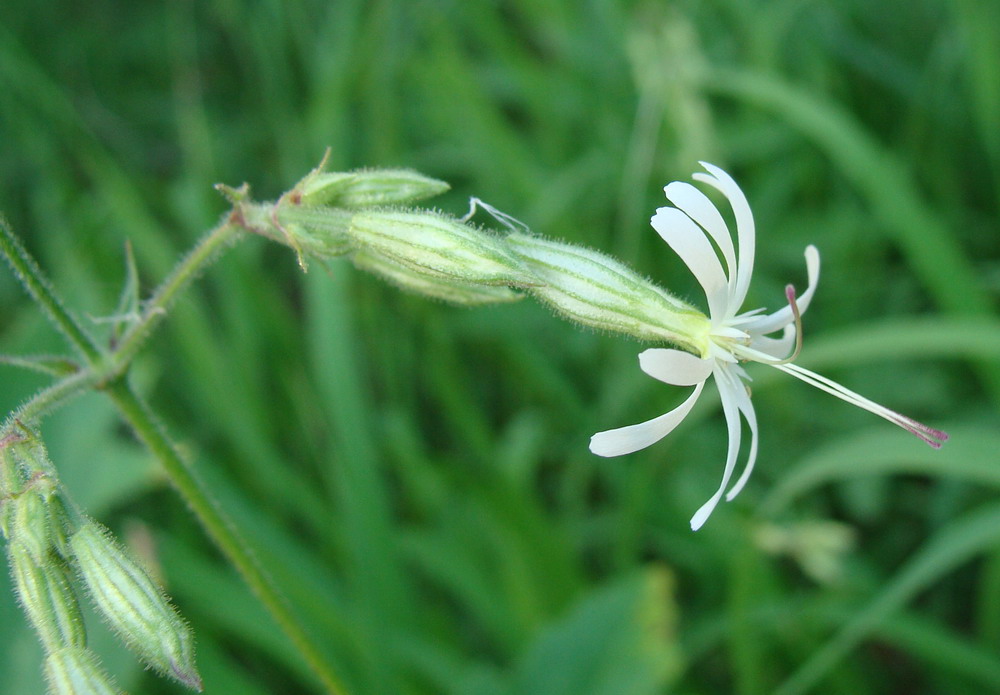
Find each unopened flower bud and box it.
[506,232,709,350]
[7,477,69,563]
[9,542,88,652]
[352,249,524,305]
[44,647,122,695]
[349,211,532,288]
[298,169,449,208]
[70,523,202,691]
[7,429,57,476]
[11,486,51,559]
[1,432,22,497]
[240,203,354,261]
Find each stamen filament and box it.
[780,284,803,364]
[773,362,949,448]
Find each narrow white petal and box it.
[730,363,752,382]
[590,382,706,457]
[651,207,729,319]
[693,163,756,311]
[690,367,742,530]
[713,325,751,340]
[664,181,737,294]
[638,348,714,386]
[748,325,797,361]
[724,373,759,500]
[742,245,821,336]
[732,307,767,321]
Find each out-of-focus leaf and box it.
[506,567,681,695]
[775,503,1000,695]
[761,425,1000,515]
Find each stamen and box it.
[462,197,533,234]
[781,284,803,363]
[729,285,803,366]
[773,362,949,448]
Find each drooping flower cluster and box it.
[589,163,948,531]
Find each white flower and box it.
[590,163,948,531]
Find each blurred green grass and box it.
[1,1,998,693]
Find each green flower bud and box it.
[9,542,88,652]
[298,169,450,208]
[1,432,23,499]
[349,210,533,287]
[44,647,122,695]
[6,429,57,477]
[7,477,69,563]
[351,249,524,305]
[506,232,710,351]
[240,203,354,260]
[70,523,202,692]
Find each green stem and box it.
[110,218,240,373]
[0,217,103,363]
[109,221,349,692]
[1,218,242,431]
[5,369,99,429]
[104,379,347,695]
[3,210,348,693]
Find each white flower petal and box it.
[693,163,756,313]
[741,245,821,336]
[590,382,706,457]
[651,207,729,319]
[724,374,759,501]
[733,307,767,321]
[748,324,797,361]
[690,366,743,530]
[638,348,714,386]
[664,181,737,294]
[730,363,752,382]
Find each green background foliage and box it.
[1,0,998,693]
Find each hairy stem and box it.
[5,369,98,429]
[4,213,348,693]
[0,217,103,364]
[105,378,347,695]
[110,217,240,373]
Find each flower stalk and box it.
[1,209,345,693]
[102,377,349,695]
[1,151,952,695]
[241,160,711,350]
[0,218,103,365]
[109,219,241,375]
[233,157,948,531]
